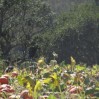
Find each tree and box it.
[95,0,99,6]
[39,2,99,65]
[0,0,54,61]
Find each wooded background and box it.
[0,0,99,65]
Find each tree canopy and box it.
[0,0,54,61]
[0,0,99,65]
[38,2,99,65]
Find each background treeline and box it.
[0,0,99,65]
[46,0,93,14]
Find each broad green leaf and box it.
[76,65,86,71]
[34,80,42,92]
[71,56,76,66]
[43,78,52,84]
[48,95,56,99]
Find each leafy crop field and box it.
[0,57,99,99]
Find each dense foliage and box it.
[0,0,99,65]
[46,0,93,14]
[38,2,99,65]
[0,57,99,99]
[0,0,54,62]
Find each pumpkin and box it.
[11,72,18,77]
[0,84,11,90]
[1,74,10,79]
[0,77,8,84]
[69,86,83,94]
[20,90,33,99]
[1,87,15,93]
[0,84,15,93]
